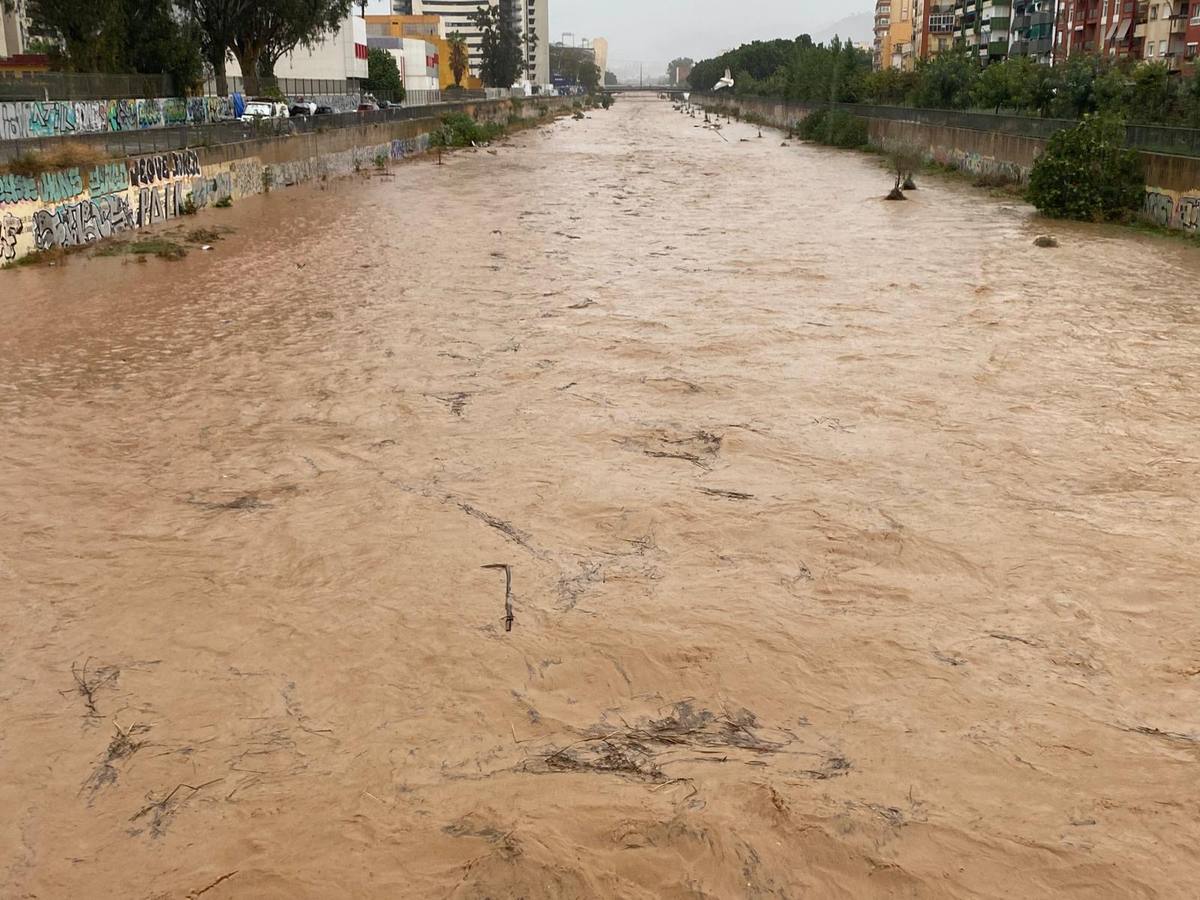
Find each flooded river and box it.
[2,96,1198,898]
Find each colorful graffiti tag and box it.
[0,96,235,141]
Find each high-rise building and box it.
[392,0,548,84]
[592,36,609,76]
[874,0,893,67]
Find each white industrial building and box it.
[391,0,548,85]
[225,12,369,96]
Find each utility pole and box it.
[639,62,643,87]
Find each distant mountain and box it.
[810,11,875,49]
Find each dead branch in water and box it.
[62,658,120,717]
[482,564,514,632]
[697,487,755,501]
[458,502,541,557]
[130,778,223,837]
[644,450,704,466]
[187,871,239,899]
[81,720,152,797]
[530,702,837,784]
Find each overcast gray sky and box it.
[361,0,874,80]
[549,0,874,74]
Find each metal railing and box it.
[0,95,549,162]
[0,71,175,101]
[703,94,1200,158]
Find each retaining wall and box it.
[0,97,571,265]
[704,94,1200,234]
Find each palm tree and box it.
[448,31,468,88]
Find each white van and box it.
[240,100,290,122]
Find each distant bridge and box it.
[607,85,689,95]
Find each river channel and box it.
[1,95,1198,898]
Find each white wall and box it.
[227,14,369,85]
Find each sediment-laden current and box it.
[1,96,1198,898]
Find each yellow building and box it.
[875,0,917,70]
[364,15,483,90]
[887,5,915,71]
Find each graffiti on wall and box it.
[128,149,201,187]
[0,96,235,140]
[90,162,130,197]
[6,147,233,254]
[0,172,38,205]
[0,94,374,140]
[1143,191,1174,227]
[1141,188,1200,232]
[0,102,467,262]
[32,194,135,251]
[1,211,22,261]
[1177,197,1200,232]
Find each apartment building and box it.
[1009,0,1057,63]
[918,2,960,57]
[391,0,548,84]
[874,0,893,67]
[1139,2,1190,70]
[903,0,1056,64]
[1054,1,1131,59]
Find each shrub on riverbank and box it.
[0,142,108,177]
[797,109,867,149]
[430,113,505,148]
[690,35,1200,127]
[1028,115,1144,222]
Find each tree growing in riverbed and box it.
[1027,115,1144,222]
[886,146,924,201]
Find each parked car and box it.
[357,100,380,112]
[241,100,290,122]
[288,102,317,117]
[314,105,336,115]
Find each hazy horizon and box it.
[550,0,873,74]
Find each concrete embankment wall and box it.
[0,97,572,264]
[704,94,1200,233]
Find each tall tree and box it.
[471,3,522,88]
[182,0,248,95]
[26,0,201,87]
[230,0,352,96]
[26,0,125,71]
[364,46,403,101]
[447,31,468,87]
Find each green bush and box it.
[1027,115,1144,222]
[430,112,505,147]
[797,108,868,149]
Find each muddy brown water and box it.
[2,96,1199,898]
